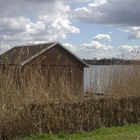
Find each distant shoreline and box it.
[83,58,140,65]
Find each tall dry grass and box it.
[0,65,86,139]
[105,65,140,96]
[87,64,140,96]
[0,65,84,106]
[0,64,140,139]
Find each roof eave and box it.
[56,42,89,67]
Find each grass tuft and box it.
[20,124,140,140]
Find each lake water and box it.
[84,65,140,94]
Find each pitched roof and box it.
[0,42,88,67]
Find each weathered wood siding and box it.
[23,44,84,92]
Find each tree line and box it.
[83,58,140,65]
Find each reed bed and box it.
[87,65,140,96]
[106,65,140,96]
[0,65,139,139]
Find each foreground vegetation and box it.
[0,66,140,139]
[21,124,140,140]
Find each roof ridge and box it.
[13,42,57,48]
[21,42,88,67]
[0,42,88,67]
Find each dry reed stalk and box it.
[106,65,140,96]
[0,64,140,139]
[0,65,85,139]
[0,65,83,106]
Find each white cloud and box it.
[0,0,80,46]
[0,17,46,34]
[82,40,112,50]
[119,45,140,54]
[74,0,140,26]
[89,0,107,7]
[120,45,134,52]
[74,7,91,22]
[57,39,114,59]
[117,45,140,59]
[0,0,140,59]
[62,35,140,59]
[124,26,140,40]
[82,34,112,51]
[38,5,80,35]
[73,0,140,41]
[62,43,76,52]
[92,34,111,42]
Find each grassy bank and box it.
[21,124,140,140]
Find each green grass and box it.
[20,124,140,140]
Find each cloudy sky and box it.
[0,0,140,59]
